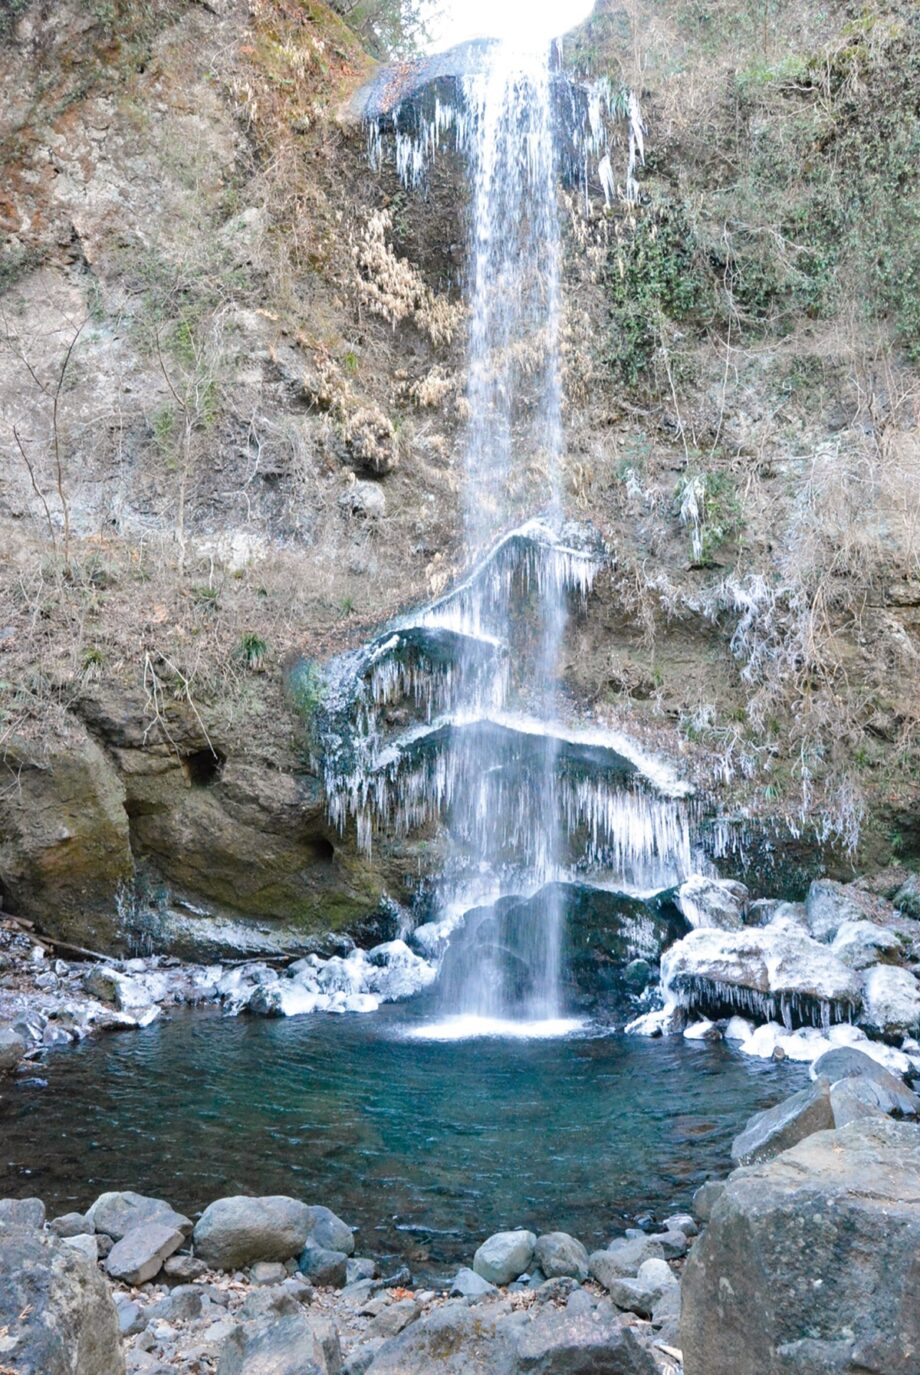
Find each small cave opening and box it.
[183,748,226,788]
[305,835,336,864]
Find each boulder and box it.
[346,1257,377,1284]
[691,1179,725,1222]
[363,1300,516,1375]
[368,1298,421,1338]
[811,1046,920,1115]
[217,1312,341,1375]
[105,1221,185,1284]
[299,1240,349,1288]
[164,1253,210,1281]
[0,1227,124,1374]
[473,1229,536,1285]
[0,1023,26,1071]
[861,964,920,1036]
[50,1211,93,1238]
[662,1212,698,1237]
[61,1233,99,1262]
[831,920,901,970]
[193,1196,312,1269]
[451,1266,497,1297]
[88,1190,192,1241]
[511,1304,658,1373]
[588,1235,664,1288]
[805,879,881,942]
[605,1276,659,1318]
[675,876,747,931]
[0,1197,46,1229]
[730,1078,835,1164]
[661,925,861,1027]
[306,1204,355,1256]
[533,1232,589,1281]
[829,1077,889,1126]
[680,1116,920,1375]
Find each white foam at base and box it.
[404,1014,585,1041]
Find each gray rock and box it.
[250,1259,287,1284]
[606,1275,659,1317]
[811,1046,920,1114]
[346,1256,377,1284]
[50,1211,93,1237]
[0,1227,124,1374]
[588,1234,664,1289]
[861,963,920,1036]
[662,1212,698,1237]
[0,1024,26,1071]
[566,1288,596,1317]
[653,1229,689,1258]
[238,1289,304,1321]
[115,1296,145,1336]
[511,1304,658,1373]
[0,1196,46,1229]
[692,1179,725,1221]
[676,876,747,931]
[163,1253,210,1281]
[339,481,386,519]
[363,1300,518,1375]
[299,1239,349,1287]
[731,1078,835,1165]
[105,1222,185,1284]
[193,1195,312,1269]
[217,1312,341,1375]
[368,1297,420,1338]
[343,1341,385,1375]
[534,1276,580,1304]
[473,1228,536,1285]
[831,919,901,970]
[680,1116,920,1375]
[533,1231,590,1280]
[145,1284,207,1323]
[88,1190,192,1241]
[451,1265,497,1297]
[306,1204,355,1256]
[61,1232,99,1262]
[830,1076,893,1126]
[806,879,874,942]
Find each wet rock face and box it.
[0,1226,125,1375]
[0,730,133,951]
[680,1117,920,1375]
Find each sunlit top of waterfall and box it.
[423,0,596,52]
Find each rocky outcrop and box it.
[681,1117,920,1375]
[0,730,133,951]
[0,1225,125,1375]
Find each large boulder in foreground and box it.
[193,1196,312,1269]
[681,1117,920,1375]
[0,1227,124,1374]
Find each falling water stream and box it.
[331,37,696,1036]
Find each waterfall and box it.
[317,41,692,1034]
[441,43,568,1022]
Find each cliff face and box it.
[0,0,918,952]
